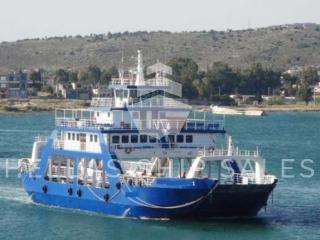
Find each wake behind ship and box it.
[18,50,277,219]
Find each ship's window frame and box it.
[112,135,120,144]
[121,135,129,143]
[76,134,80,141]
[132,111,139,119]
[186,135,193,143]
[94,135,98,142]
[177,135,184,143]
[149,136,157,143]
[115,89,120,97]
[72,133,75,141]
[131,135,138,143]
[90,134,93,142]
[168,135,175,143]
[68,133,71,140]
[140,134,147,143]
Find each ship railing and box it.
[91,97,114,107]
[35,135,48,142]
[55,118,101,129]
[121,161,153,173]
[119,174,155,186]
[224,173,276,185]
[53,139,65,150]
[127,97,190,109]
[131,119,224,131]
[55,108,224,131]
[111,78,134,85]
[198,147,259,158]
[145,78,171,87]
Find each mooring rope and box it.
[126,182,219,210]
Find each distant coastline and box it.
[0,99,89,114]
[1,98,320,114]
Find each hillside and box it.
[1,23,320,72]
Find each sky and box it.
[0,0,319,42]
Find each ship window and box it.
[107,112,110,118]
[94,135,98,142]
[72,133,75,141]
[131,135,138,143]
[159,112,166,119]
[121,135,129,143]
[186,135,193,143]
[90,134,93,142]
[112,135,120,144]
[168,135,175,143]
[149,136,157,143]
[76,134,80,141]
[68,133,71,140]
[177,135,184,143]
[123,90,128,98]
[97,112,100,117]
[45,156,74,184]
[140,134,147,143]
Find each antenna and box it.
[119,44,125,84]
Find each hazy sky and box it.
[0,0,319,41]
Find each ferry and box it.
[18,50,277,219]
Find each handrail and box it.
[224,173,275,185]
[91,97,114,107]
[198,147,260,158]
[55,117,224,131]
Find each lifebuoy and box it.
[125,147,132,154]
[42,185,48,193]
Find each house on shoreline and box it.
[0,70,28,99]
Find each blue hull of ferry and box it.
[22,174,218,219]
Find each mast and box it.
[135,49,145,86]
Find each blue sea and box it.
[0,112,319,240]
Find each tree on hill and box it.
[87,65,101,84]
[241,63,281,100]
[55,69,69,83]
[300,67,319,86]
[101,66,119,84]
[68,71,78,82]
[297,67,319,104]
[201,62,240,98]
[167,58,199,99]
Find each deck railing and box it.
[91,97,114,108]
[198,147,260,158]
[127,97,190,109]
[224,173,276,185]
